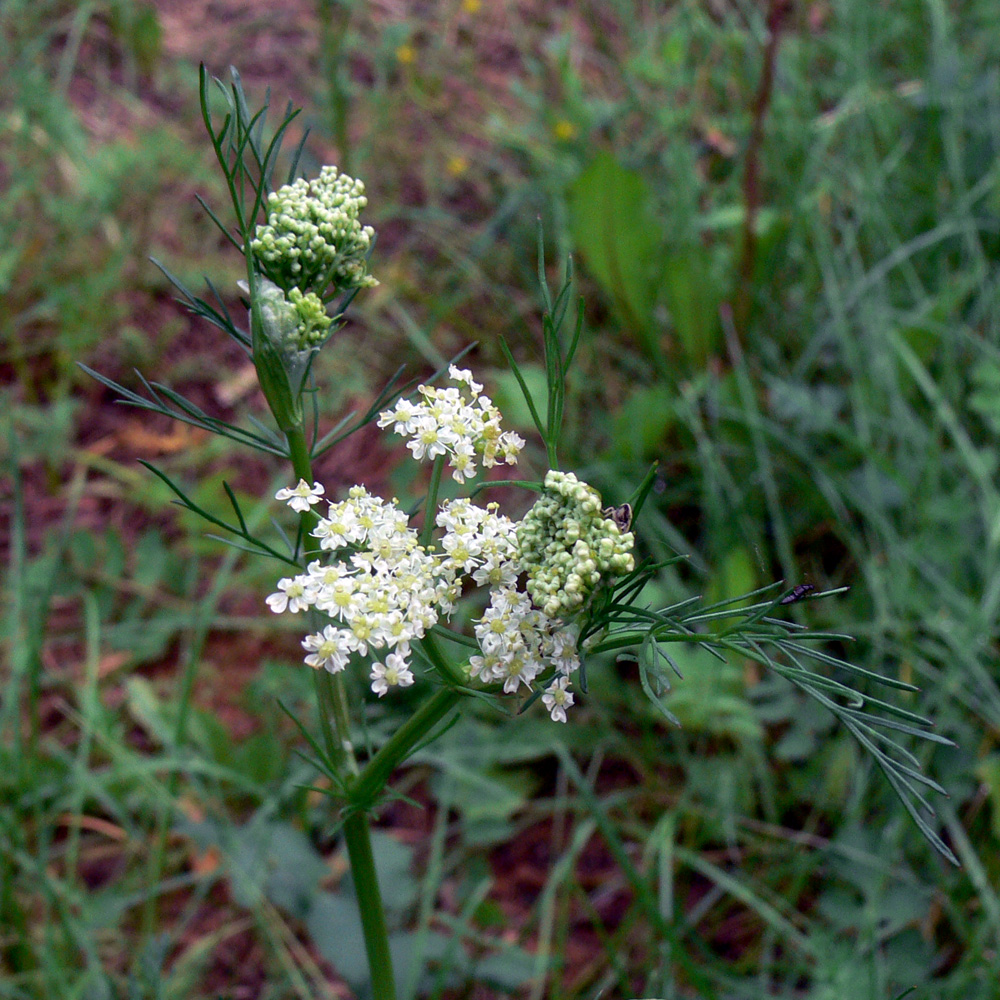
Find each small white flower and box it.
[314,577,362,621]
[407,416,449,461]
[345,614,377,656]
[313,502,365,548]
[370,652,415,696]
[448,365,483,395]
[302,626,350,672]
[377,397,421,434]
[542,675,574,723]
[276,479,325,512]
[499,431,526,463]
[266,576,309,613]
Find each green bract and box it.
[247,278,333,432]
[251,164,377,296]
[517,470,635,618]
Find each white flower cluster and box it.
[266,488,521,698]
[436,498,520,587]
[377,366,526,483]
[470,587,581,723]
[251,165,377,294]
[517,470,635,619]
[267,389,632,722]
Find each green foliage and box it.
[568,152,663,358]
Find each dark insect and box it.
[780,583,816,605]
[602,503,633,533]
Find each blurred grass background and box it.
[2,0,1000,997]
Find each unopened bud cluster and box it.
[252,279,332,357]
[285,287,334,348]
[518,470,635,618]
[252,165,377,296]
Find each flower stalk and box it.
[343,812,397,1000]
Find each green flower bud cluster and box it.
[246,279,330,355]
[286,287,333,349]
[251,165,377,296]
[517,470,635,619]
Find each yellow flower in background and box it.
[446,155,469,178]
[396,43,416,65]
[461,0,482,13]
[553,119,577,141]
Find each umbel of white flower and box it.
[251,165,377,296]
[517,470,635,619]
[378,366,526,483]
[266,487,524,693]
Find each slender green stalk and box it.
[349,686,462,811]
[286,427,463,998]
[286,426,316,502]
[420,454,445,548]
[342,811,396,1000]
[284,422,391,995]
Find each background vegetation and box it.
[2,0,999,997]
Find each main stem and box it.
[343,811,396,1000]
[285,424,396,1000]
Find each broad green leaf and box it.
[610,385,673,462]
[367,831,418,915]
[568,151,661,347]
[661,244,721,365]
[307,891,368,986]
[658,644,762,743]
[473,944,537,990]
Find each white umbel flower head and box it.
[269,488,520,686]
[266,370,621,725]
[470,585,581,715]
[378,367,525,483]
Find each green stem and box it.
[286,426,312,480]
[285,422,390,1000]
[285,425,359,770]
[342,812,396,1000]
[420,455,445,548]
[350,686,462,811]
[312,663,337,754]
